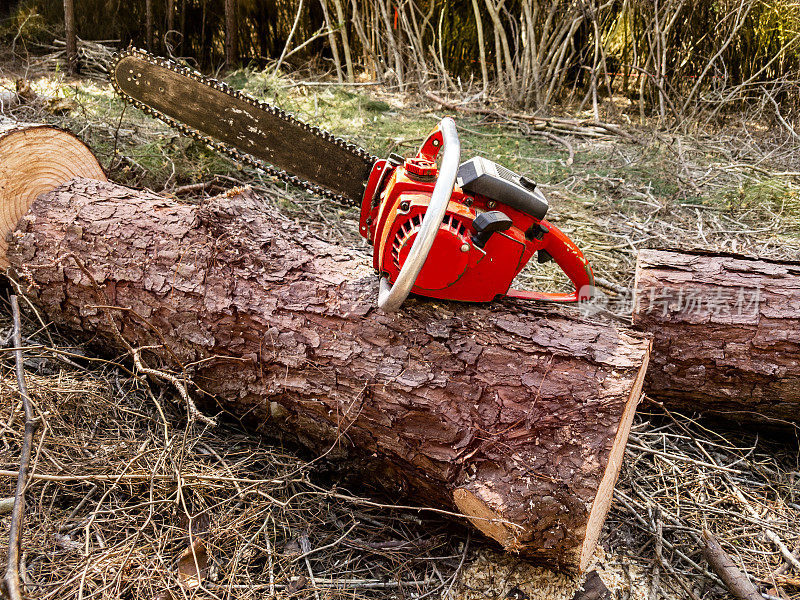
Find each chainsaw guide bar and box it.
[111,48,377,205]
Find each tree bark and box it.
[4,178,650,571]
[63,0,77,74]
[0,121,106,267]
[633,248,800,427]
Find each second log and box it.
[634,248,800,427]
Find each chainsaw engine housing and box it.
[359,160,551,302]
[358,124,594,305]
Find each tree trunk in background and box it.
[225,0,238,68]
[146,0,154,52]
[376,0,404,89]
[180,0,186,49]
[63,0,76,74]
[319,0,343,83]
[200,0,206,61]
[166,0,175,53]
[349,0,378,80]
[472,0,489,96]
[331,0,354,82]
[3,176,651,572]
[634,249,800,427]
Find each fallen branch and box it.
[522,126,575,166]
[171,181,215,195]
[423,91,637,142]
[702,529,762,600]
[774,542,800,577]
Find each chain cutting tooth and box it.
[110,48,377,206]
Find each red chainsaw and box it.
[112,50,594,311]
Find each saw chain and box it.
[110,48,378,206]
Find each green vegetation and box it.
[5,0,800,115]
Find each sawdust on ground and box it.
[456,547,649,600]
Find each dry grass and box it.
[1,302,797,600]
[610,404,800,600]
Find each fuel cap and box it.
[405,158,437,181]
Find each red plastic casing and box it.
[358,125,594,303]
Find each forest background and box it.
[2,1,800,600]
[4,0,800,124]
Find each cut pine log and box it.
[0,120,106,266]
[634,248,800,426]
[3,174,651,571]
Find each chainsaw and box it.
[111,49,594,311]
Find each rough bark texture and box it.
[0,121,106,267]
[6,179,651,571]
[634,248,800,426]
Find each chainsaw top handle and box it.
[377,117,460,312]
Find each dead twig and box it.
[774,542,800,577]
[2,296,41,600]
[130,346,216,427]
[649,505,662,600]
[702,528,762,600]
[423,90,636,141]
[171,181,214,195]
[524,127,576,166]
[273,0,305,76]
[68,254,216,426]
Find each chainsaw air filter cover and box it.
[457,157,549,220]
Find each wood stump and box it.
[0,121,106,266]
[634,248,800,426]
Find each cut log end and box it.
[454,349,649,571]
[0,121,106,267]
[579,350,648,570]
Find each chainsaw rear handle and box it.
[378,117,461,312]
[506,220,595,303]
